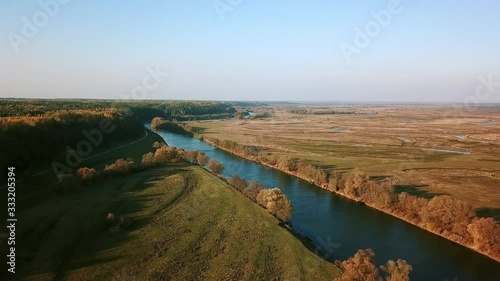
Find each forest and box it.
[0,99,236,181]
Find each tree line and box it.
[0,109,144,180]
[0,99,236,121]
[0,100,237,181]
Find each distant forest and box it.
[0,99,236,179]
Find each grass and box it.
[185,105,500,214]
[81,129,165,170]
[1,129,339,280]
[6,165,340,281]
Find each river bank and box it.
[197,136,500,264]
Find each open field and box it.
[186,105,500,219]
[3,164,339,281]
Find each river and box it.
[147,124,500,281]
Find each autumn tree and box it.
[467,217,500,256]
[207,159,224,175]
[380,259,412,281]
[196,151,209,166]
[153,146,178,164]
[335,249,381,281]
[343,169,370,198]
[396,192,428,223]
[278,156,297,171]
[256,188,293,222]
[104,158,136,175]
[328,171,342,191]
[141,152,155,167]
[183,150,199,164]
[420,195,474,242]
[228,175,247,192]
[75,167,99,184]
[152,141,165,149]
[243,180,264,202]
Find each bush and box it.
[141,152,155,167]
[335,249,412,281]
[228,175,247,192]
[256,188,293,222]
[105,158,136,175]
[196,151,209,166]
[153,146,179,164]
[278,156,297,171]
[207,159,224,175]
[152,141,166,149]
[75,167,99,184]
[343,169,370,198]
[335,249,380,281]
[467,217,500,256]
[183,150,199,164]
[243,180,264,202]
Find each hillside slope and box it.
[16,165,339,281]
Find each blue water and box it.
[147,124,500,281]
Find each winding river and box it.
[147,124,500,281]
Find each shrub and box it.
[152,141,166,149]
[343,169,370,198]
[196,151,209,166]
[467,217,500,255]
[256,188,293,222]
[380,259,412,281]
[153,146,178,164]
[106,213,116,223]
[75,167,99,184]
[278,156,297,171]
[141,152,155,167]
[243,180,264,202]
[228,175,247,192]
[207,159,224,175]
[105,158,136,175]
[183,150,199,164]
[335,249,380,281]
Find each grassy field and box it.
[5,165,339,281]
[186,105,500,219]
[1,129,339,281]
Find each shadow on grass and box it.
[316,164,338,170]
[369,175,392,182]
[475,207,500,222]
[18,165,188,280]
[277,221,334,262]
[393,184,444,199]
[191,126,208,134]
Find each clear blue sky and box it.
[1,0,499,102]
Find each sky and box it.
[0,0,499,102]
